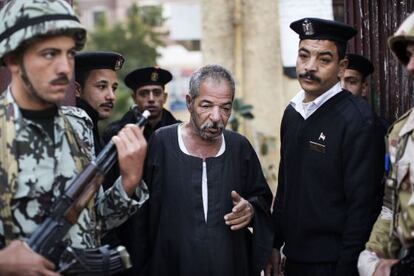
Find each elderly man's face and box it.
[187,78,233,141]
[296,39,347,101]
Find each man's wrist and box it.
[122,176,141,197]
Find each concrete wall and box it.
[202,0,300,192]
[202,0,235,71]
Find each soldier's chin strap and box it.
[19,60,39,100]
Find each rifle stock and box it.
[27,109,150,272]
[65,172,104,224]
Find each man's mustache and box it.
[298,71,321,83]
[50,75,70,85]
[201,122,224,131]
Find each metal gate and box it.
[345,0,414,122]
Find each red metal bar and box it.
[345,0,414,122]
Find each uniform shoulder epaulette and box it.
[387,108,413,135]
[396,108,412,123]
[61,106,93,129]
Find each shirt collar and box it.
[6,85,65,141]
[289,82,342,119]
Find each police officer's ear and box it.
[131,91,137,104]
[361,81,369,98]
[338,58,349,78]
[338,58,349,79]
[162,92,168,103]
[74,82,82,97]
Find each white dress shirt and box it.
[289,82,343,120]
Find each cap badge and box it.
[302,19,314,36]
[115,59,122,70]
[151,71,159,81]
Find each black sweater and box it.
[272,91,384,276]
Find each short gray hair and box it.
[189,64,235,99]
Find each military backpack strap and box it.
[0,94,19,246]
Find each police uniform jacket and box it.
[273,89,384,275]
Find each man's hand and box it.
[112,124,147,196]
[0,240,59,276]
[264,248,283,276]
[373,258,398,276]
[224,190,254,230]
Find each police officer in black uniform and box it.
[340,53,374,99]
[102,66,179,276]
[103,66,179,142]
[74,51,124,155]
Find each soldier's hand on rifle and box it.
[0,240,59,276]
[112,123,147,197]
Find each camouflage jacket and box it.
[366,108,414,258]
[0,88,148,248]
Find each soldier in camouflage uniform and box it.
[358,12,414,276]
[0,0,148,275]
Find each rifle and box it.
[27,109,150,274]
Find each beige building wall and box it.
[202,0,235,71]
[202,0,300,192]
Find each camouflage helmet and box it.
[388,12,414,65]
[0,0,86,63]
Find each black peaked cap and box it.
[346,54,374,77]
[290,17,357,44]
[124,67,173,91]
[75,51,125,74]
